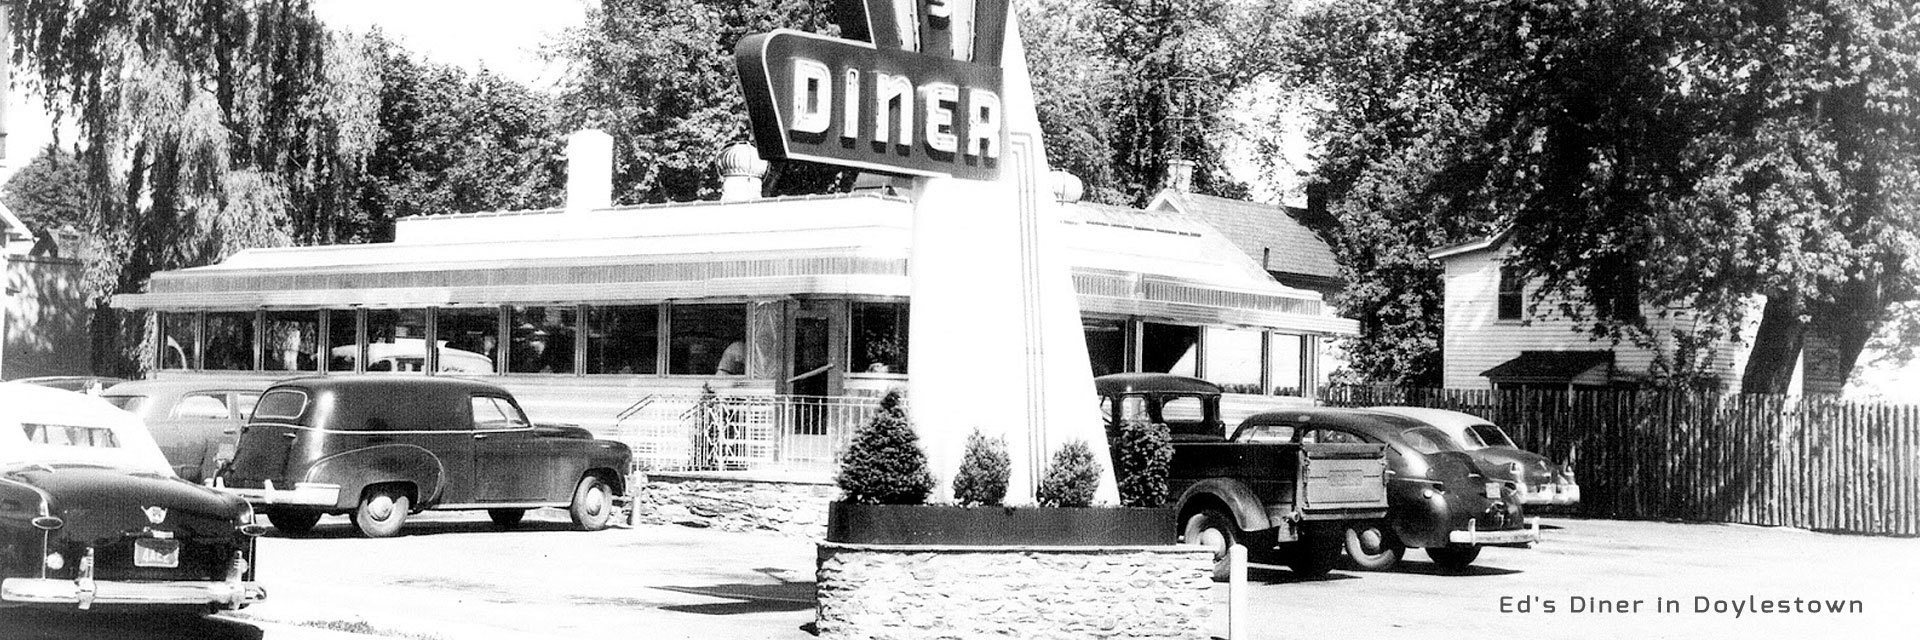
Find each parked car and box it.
[101,378,274,484]
[1234,407,1539,571]
[214,377,632,537]
[0,383,267,613]
[1368,407,1580,508]
[9,376,130,396]
[1096,374,1391,579]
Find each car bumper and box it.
[1517,483,1581,506]
[211,478,341,507]
[2,578,266,610]
[1447,517,1542,546]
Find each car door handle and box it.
[281,433,298,440]
[473,434,489,440]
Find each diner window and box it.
[669,304,747,375]
[1205,327,1262,392]
[203,311,256,371]
[851,302,909,374]
[1141,322,1198,377]
[585,305,658,374]
[1498,266,1525,321]
[1082,317,1127,377]
[327,310,359,372]
[263,311,320,372]
[365,309,430,373]
[436,307,501,374]
[513,306,580,374]
[161,312,197,370]
[1267,333,1305,396]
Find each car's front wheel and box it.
[266,509,321,535]
[1342,521,1404,571]
[355,486,411,538]
[569,475,614,531]
[1426,544,1483,570]
[1182,509,1242,582]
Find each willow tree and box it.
[8,0,379,373]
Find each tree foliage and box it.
[357,32,564,242]
[1288,0,1920,391]
[551,0,845,204]
[1022,0,1292,206]
[1111,417,1173,507]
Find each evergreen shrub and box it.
[951,428,1011,506]
[1035,439,1103,508]
[1113,417,1173,507]
[835,390,936,504]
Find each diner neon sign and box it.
[735,0,1010,180]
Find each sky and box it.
[1,0,589,182]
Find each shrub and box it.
[952,429,1011,506]
[1035,439,1103,508]
[835,390,936,504]
[1113,418,1173,507]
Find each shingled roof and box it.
[1147,191,1342,281]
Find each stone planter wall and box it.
[631,472,836,538]
[817,543,1214,640]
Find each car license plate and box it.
[1484,482,1503,499]
[134,539,181,568]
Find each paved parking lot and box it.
[6,511,1916,639]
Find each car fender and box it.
[1175,477,1274,532]
[303,444,446,510]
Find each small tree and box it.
[952,429,1012,506]
[1113,418,1173,507]
[1035,440,1103,508]
[835,391,936,504]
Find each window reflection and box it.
[1142,322,1198,377]
[436,307,500,374]
[161,312,197,370]
[263,311,319,372]
[203,312,256,371]
[669,304,747,375]
[328,310,358,372]
[585,305,656,374]
[851,302,908,374]
[364,309,429,373]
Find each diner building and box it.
[112,138,1355,470]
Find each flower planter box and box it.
[825,501,1177,546]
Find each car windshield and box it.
[1401,426,1465,455]
[1468,423,1517,448]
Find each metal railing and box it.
[613,393,880,473]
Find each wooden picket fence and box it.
[1323,386,1920,536]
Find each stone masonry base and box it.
[816,542,1214,640]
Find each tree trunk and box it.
[1740,292,1804,394]
[1800,287,1882,397]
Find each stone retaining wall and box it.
[631,472,836,538]
[816,543,1214,640]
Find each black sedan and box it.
[1234,407,1539,570]
[1,383,266,613]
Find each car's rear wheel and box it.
[488,508,527,528]
[1182,508,1241,582]
[355,487,410,538]
[1342,521,1404,571]
[569,475,614,531]
[1284,521,1345,578]
[266,509,321,535]
[1426,544,1483,570]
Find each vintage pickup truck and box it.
[1096,373,1389,579]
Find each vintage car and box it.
[214,377,632,537]
[0,383,266,612]
[1235,407,1539,571]
[1369,406,1580,507]
[101,378,273,484]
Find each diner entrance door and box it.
[784,310,839,460]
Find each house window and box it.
[1498,267,1525,321]
[851,302,909,374]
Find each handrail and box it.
[787,364,833,384]
[615,394,658,423]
